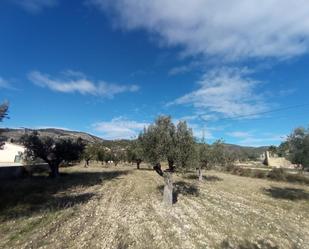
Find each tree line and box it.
[1,101,308,180]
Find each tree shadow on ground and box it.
[157,180,199,204]
[136,168,153,171]
[219,239,280,249]
[263,186,309,201]
[184,174,223,182]
[0,170,130,221]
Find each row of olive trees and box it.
[82,143,126,167]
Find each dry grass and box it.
[0,163,308,249]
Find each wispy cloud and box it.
[11,0,58,13]
[35,126,70,131]
[0,77,11,89]
[0,77,17,90]
[169,67,268,119]
[227,131,252,139]
[28,70,139,98]
[92,117,148,140]
[90,0,309,61]
[227,130,286,147]
[168,65,192,76]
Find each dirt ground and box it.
[0,164,308,249]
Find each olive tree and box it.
[82,143,99,167]
[140,116,197,205]
[127,138,144,169]
[197,141,211,181]
[97,146,107,165]
[285,127,309,170]
[175,121,197,170]
[22,132,85,177]
[0,102,9,149]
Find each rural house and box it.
[0,142,25,163]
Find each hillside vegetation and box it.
[0,128,267,156]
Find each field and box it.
[0,164,308,249]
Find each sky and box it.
[0,0,309,146]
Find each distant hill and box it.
[0,128,268,154]
[0,128,104,144]
[222,143,268,155]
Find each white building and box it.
[0,142,25,163]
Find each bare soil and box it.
[0,164,308,249]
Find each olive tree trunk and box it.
[49,162,60,178]
[197,167,203,181]
[163,172,173,205]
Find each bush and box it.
[222,165,309,185]
[286,173,309,184]
[267,168,286,181]
[250,170,268,179]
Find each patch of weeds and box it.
[267,168,286,181]
[263,186,309,201]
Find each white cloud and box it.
[90,0,309,61]
[227,130,285,146]
[227,131,252,138]
[169,67,268,118]
[28,70,139,98]
[92,117,148,140]
[11,0,58,13]
[35,126,70,131]
[0,77,11,89]
[168,65,192,76]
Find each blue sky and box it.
[0,0,309,146]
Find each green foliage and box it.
[277,141,289,157]
[96,147,107,164]
[21,132,85,177]
[139,116,176,166]
[0,102,8,122]
[0,102,9,149]
[127,139,143,168]
[268,145,277,156]
[83,143,100,165]
[267,168,286,181]
[139,116,197,171]
[224,165,309,184]
[198,142,211,169]
[283,126,309,170]
[175,121,197,170]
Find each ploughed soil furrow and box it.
[1,166,308,249]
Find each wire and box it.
[198,103,309,122]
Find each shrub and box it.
[250,170,268,179]
[286,173,309,184]
[267,168,286,181]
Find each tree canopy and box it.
[139,116,197,173]
[284,126,309,170]
[22,132,85,177]
[0,102,9,149]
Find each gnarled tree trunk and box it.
[197,167,203,181]
[163,172,173,205]
[167,159,175,172]
[49,162,60,178]
[84,159,90,167]
[136,160,141,169]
